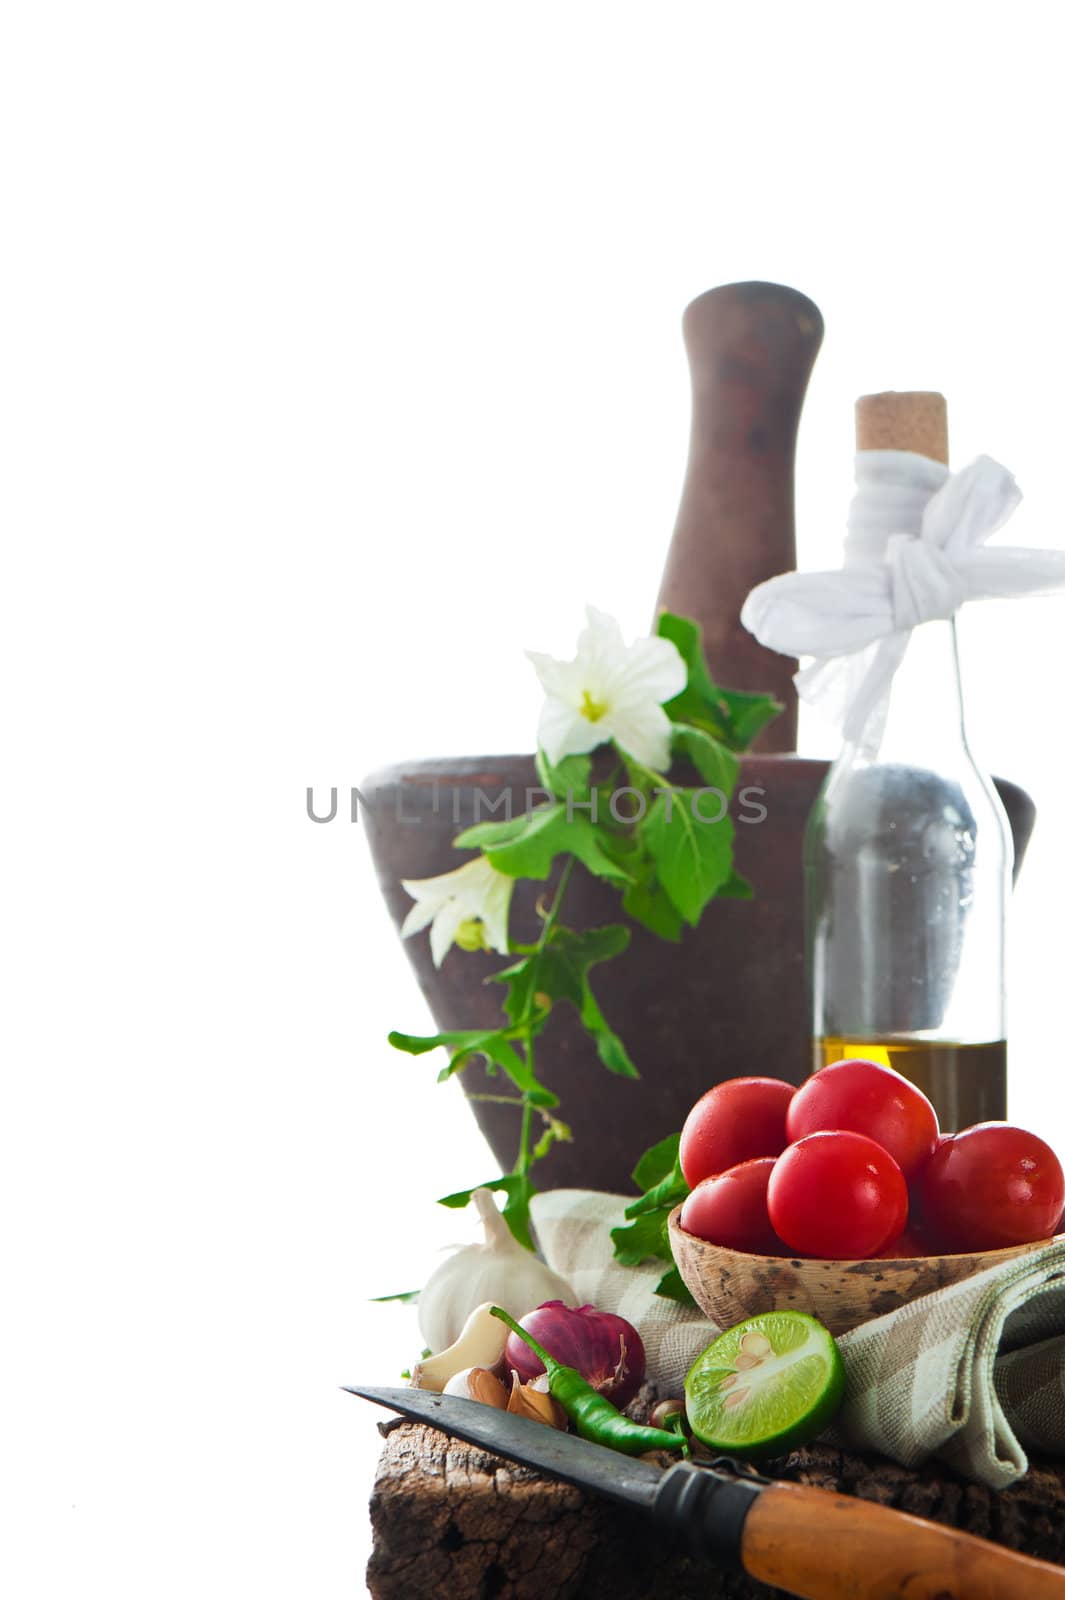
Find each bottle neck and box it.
[845,618,970,769]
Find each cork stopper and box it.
[855,391,949,464]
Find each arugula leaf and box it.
[641,790,734,925]
[438,1172,536,1250]
[632,1131,682,1193]
[610,1128,691,1291]
[654,1265,698,1307]
[624,1160,688,1219]
[610,1210,670,1267]
[388,1026,559,1107]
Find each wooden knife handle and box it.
[742,1479,1065,1599]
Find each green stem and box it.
[513,855,575,1182]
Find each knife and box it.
[348,1385,1065,1599]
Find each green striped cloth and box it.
[530,1188,1065,1489]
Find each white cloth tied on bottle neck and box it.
[741,449,1065,752]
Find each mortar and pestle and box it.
[361,282,1035,1195]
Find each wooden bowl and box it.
[668,1206,1061,1336]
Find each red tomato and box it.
[875,1227,933,1260]
[679,1077,795,1188]
[678,1158,785,1254]
[767,1130,908,1259]
[915,1122,1065,1252]
[786,1058,939,1178]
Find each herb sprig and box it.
[388,610,779,1279]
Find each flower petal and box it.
[537,696,606,763]
[400,898,437,939]
[526,649,596,709]
[478,871,514,956]
[604,700,674,771]
[575,606,628,678]
[402,859,486,900]
[610,633,687,707]
[428,896,467,968]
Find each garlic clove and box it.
[409,1301,509,1392]
[416,1187,575,1356]
[506,1369,567,1430]
[442,1367,508,1408]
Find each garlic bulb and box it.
[417,1187,575,1355]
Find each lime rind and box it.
[684,1310,845,1458]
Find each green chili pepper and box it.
[490,1307,688,1458]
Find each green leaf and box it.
[389,1026,559,1108]
[437,1173,535,1250]
[654,1265,698,1307]
[535,749,592,802]
[717,868,754,899]
[613,1129,689,1285]
[617,1132,684,1216]
[463,801,634,888]
[550,925,638,1078]
[610,1210,670,1267]
[622,874,683,942]
[641,790,734,925]
[657,612,717,701]
[657,611,781,752]
[632,1131,682,1193]
[530,1112,572,1163]
[623,1156,688,1219]
[368,1289,421,1303]
[453,810,543,850]
[671,723,740,797]
[488,947,583,1026]
[580,984,638,1077]
[718,686,784,749]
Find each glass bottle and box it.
[805,393,1012,1130]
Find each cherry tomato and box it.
[875,1227,933,1260]
[767,1130,908,1259]
[915,1122,1065,1252]
[678,1158,785,1254]
[679,1077,795,1188]
[786,1058,939,1178]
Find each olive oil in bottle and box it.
[814,1037,1007,1131]
[805,393,1012,1132]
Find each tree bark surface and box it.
[366,1414,1065,1599]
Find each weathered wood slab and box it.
[366,1418,1065,1599]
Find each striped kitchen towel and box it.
[529,1187,1065,1489]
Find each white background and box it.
[5,3,1065,1595]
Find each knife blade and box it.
[348,1385,1065,1600]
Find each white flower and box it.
[400,855,514,968]
[527,606,687,771]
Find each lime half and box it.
[685,1311,845,1458]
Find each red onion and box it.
[502,1301,646,1409]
